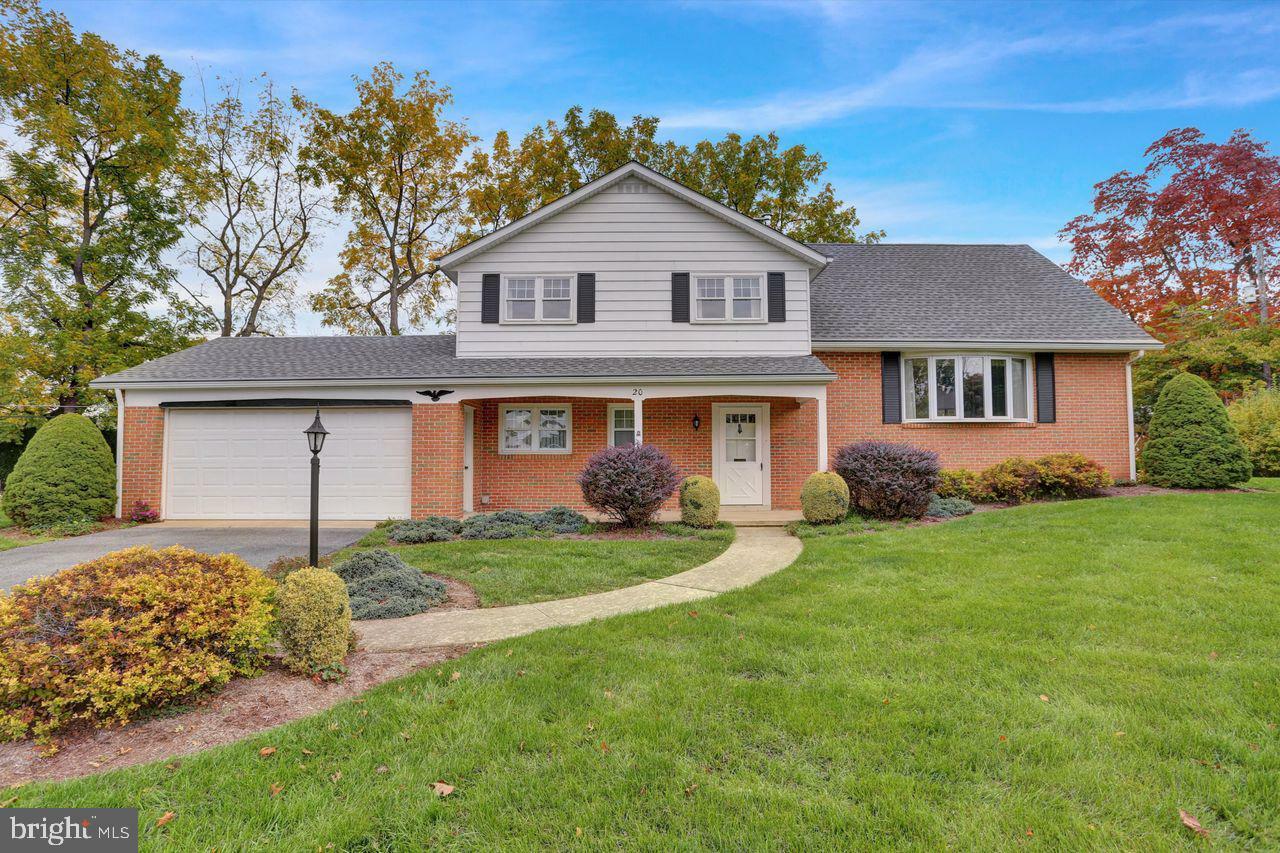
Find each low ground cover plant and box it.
[0,546,275,748]
[277,568,353,678]
[578,444,681,526]
[332,549,446,620]
[390,516,463,543]
[678,476,720,528]
[925,495,975,518]
[833,441,940,520]
[382,508,588,544]
[1,414,116,529]
[800,471,850,523]
[1141,371,1252,487]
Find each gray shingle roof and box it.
[92,335,835,386]
[808,243,1158,346]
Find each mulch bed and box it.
[0,580,482,788]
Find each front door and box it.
[715,405,767,505]
[463,406,475,513]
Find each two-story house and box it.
[94,161,1160,520]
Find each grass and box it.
[22,493,1280,849]
[335,523,734,607]
[0,508,54,552]
[1246,476,1280,492]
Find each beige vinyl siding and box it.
[455,182,813,358]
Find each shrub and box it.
[2,414,115,529]
[277,568,352,676]
[1140,372,1253,488]
[679,476,720,528]
[389,517,462,543]
[461,514,535,540]
[1034,453,1112,498]
[0,546,274,746]
[925,495,975,518]
[265,553,333,582]
[936,469,983,501]
[578,444,681,526]
[332,549,446,620]
[536,505,588,533]
[977,457,1041,504]
[1228,388,1280,477]
[800,472,850,523]
[832,441,940,520]
[128,501,161,524]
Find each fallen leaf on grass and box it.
[301,748,314,756]
[1025,828,1034,837]
[259,747,277,757]
[155,812,175,828]
[330,772,342,783]
[1179,810,1208,838]
[0,796,19,808]
[375,765,389,774]
[684,783,699,797]
[687,611,698,618]
[1114,731,1125,738]
[450,671,461,682]
[432,781,455,797]
[604,690,615,700]
[575,827,583,838]
[269,783,284,797]
[998,735,1007,743]
[600,741,610,754]
[1039,695,1050,702]
[399,731,411,741]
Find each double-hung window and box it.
[694,274,764,322]
[607,405,635,446]
[500,405,572,454]
[902,354,1031,422]
[503,275,574,323]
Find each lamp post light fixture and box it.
[304,408,329,567]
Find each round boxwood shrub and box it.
[1140,372,1253,488]
[679,476,720,528]
[0,546,275,747]
[578,444,681,527]
[2,414,115,528]
[332,549,446,620]
[277,568,352,676]
[1228,388,1280,477]
[800,471,850,523]
[833,441,940,520]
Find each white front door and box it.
[463,406,475,513]
[714,404,768,506]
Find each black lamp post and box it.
[303,408,329,567]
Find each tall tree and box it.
[184,75,327,337]
[0,0,204,434]
[463,106,881,244]
[1061,127,1280,335]
[297,63,476,335]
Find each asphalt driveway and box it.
[0,524,373,590]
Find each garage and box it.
[164,406,412,520]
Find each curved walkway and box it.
[358,526,802,652]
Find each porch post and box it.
[633,395,644,444]
[816,391,829,471]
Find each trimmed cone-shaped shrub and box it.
[833,441,940,520]
[2,414,115,528]
[0,546,275,746]
[1228,388,1280,477]
[578,444,681,527]
[679,476,720,528]
[1140,373,1252,488]
[800,472,850,523]
[278,568,352,676]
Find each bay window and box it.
[500,405,572,453]
[902,354,1031,422]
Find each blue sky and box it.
[54,0,1280,333]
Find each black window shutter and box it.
[671,272,690,323]
[1035,352,1056,423]
[767,272,786,322]
[881,352,902,424]
[481,274,500,324]
[577,273,595,323]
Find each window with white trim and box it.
[500,405,572,453]
[607,405,635,447]
[503,275,575,323]
[902,354,1031,422]
[694,274,764,322]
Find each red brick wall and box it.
[818,351,1133,477]
[470,395,817,512]
[412,403,465,518]
[121,407,164,518]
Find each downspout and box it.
[1126,351,1143,482]
[114,388,125,518]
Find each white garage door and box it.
[165,407,412,520]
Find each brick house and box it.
[93,161,1159,520]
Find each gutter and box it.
[812,339,1165,352]
[92,372,838,391]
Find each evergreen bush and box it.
[1140,372,1252,488]
[2,414,115,528]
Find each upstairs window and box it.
[902,354,1031,422]
[694,274,765,322]
[503,275,575,323]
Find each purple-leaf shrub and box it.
[577,444,681,527]
[832,441,940,520]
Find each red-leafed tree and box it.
[1061,128,1280,339]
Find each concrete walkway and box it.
[357,526,802,652]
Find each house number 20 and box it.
[631,388,644,397]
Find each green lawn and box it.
[1247,477,1280,492]
[334,524,735,607]
[0,508,52,552]
[22,494,1280,849]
